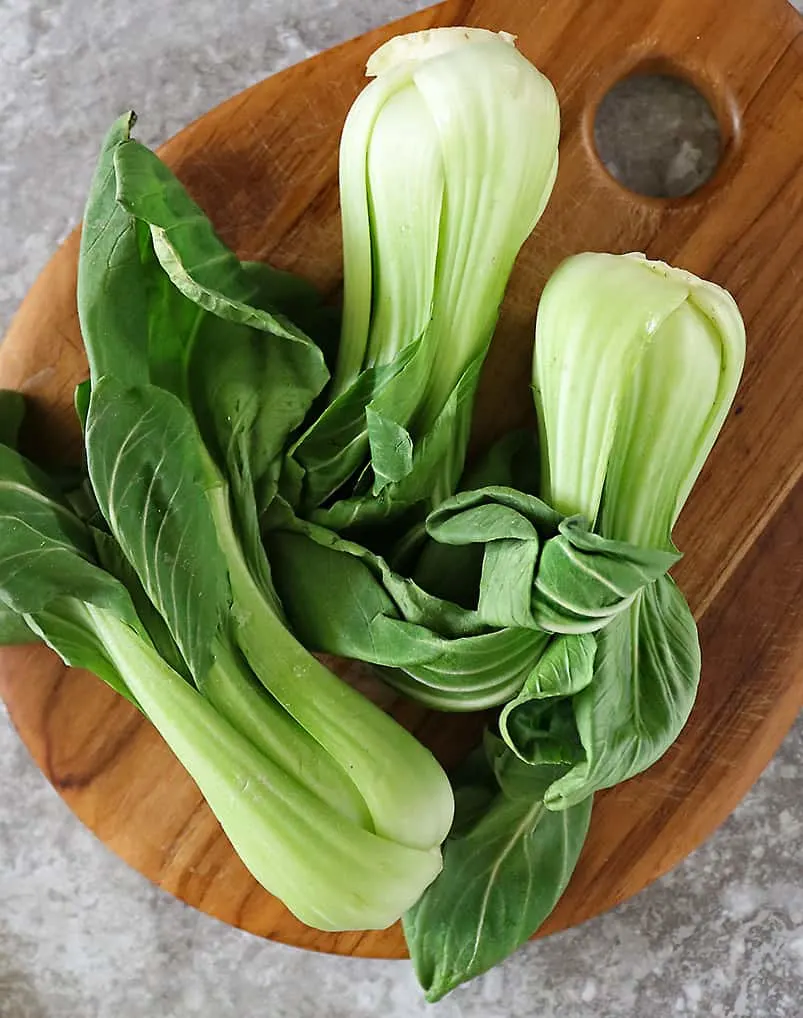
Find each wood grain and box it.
[2,0,802,959]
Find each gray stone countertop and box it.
[1,2,802,1016]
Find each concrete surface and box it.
[1,1,802,1016]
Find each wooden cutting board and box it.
[2,0,802,960]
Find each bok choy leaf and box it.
[404,732,592,1002]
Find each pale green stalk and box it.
[83,604,443,931]
[533,252,746,546]
[336,28,560,435]
[205,482,455,853]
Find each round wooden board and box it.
[2,0,803,960]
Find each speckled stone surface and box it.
[1,2,802,1016]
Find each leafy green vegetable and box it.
[90,526,191,683]
[531,517,681,634]
[0,440,143,706]
[0,604,37,646]
[404,733,592,1002]
[0,444,442,929]
[268,462,688,725]
[2,24,750,1001]
[336,28,559,425]
[267,517,550,713]
[113,138,323,344]
[499,633,596,765]
[424,486,558,629]
[26,111,458,928]
[86,604,444,932]
[77,111,150,389]
[532,252,745,804]
[0,444,134,627]
[86,378,230,679]
[288,28,559,527]
[307,354,484,531]
[398,253,744,996]
[543,576,700,808]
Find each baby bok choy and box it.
[0,418,444,931]
[527,251,746,806]
[402,253,745,998]
[0,111,456,932]
[290,28,560,525]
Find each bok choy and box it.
[526,251,746,807]
[402,252,745,997]
[290,28,560,523]
[1,110,455,932]
[0,428,444,931]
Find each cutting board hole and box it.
[593,73,722,198]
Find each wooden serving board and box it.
[2,0,803,959]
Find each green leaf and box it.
[91,527,191,682]
[499,633,596,764]
[25,601,139,707]
[291,338,422,509]
[371,619,549,711]
[366,408,414,492]
[267,498,483,634]
[0,443,140,703]
[311,352,484,533]
[114,139,321,348]
[425,485,559,541]
[532,515,681,633]
[110,134,329,614]
[509,632,597,700]
[0,445,131,621]
[267,527,397,647]
[240,259,326,316]
[74,380,91,433]
[411,534,484,610]
[0,604,37,646]
[267,520,548,712]
[240,260,341,371]
[545,575,700,809]
[139,236,204,403]
[423,490,679,635]
[85,377,231,680]
[0,391,26,449]
[411,431,540,604]
[77,112,150,388]
[424,486,559,628]
[479,538,541,628]
[78,114,202,405]
[81,131,332,425]
[404,734,592,1001]
[187,310,325,615]
[189,310,323,490]
[499,698,584,766]
[112,134,328,459]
